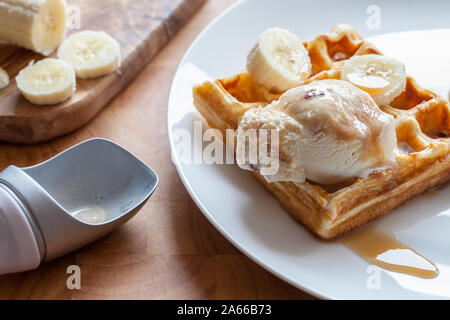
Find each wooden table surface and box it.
[0,0,314,300]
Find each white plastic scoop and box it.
[0,138,158,275]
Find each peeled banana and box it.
[247,28,311,93]
[0,67,9,90]
[341,54,406,106]
[0,0,67,55]
[16,58,76,105]
[57,30,121,79]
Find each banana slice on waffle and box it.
[341,54,407,106]
[246,28,311,92]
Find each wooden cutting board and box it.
[0,0,206,144]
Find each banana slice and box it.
[0,67,9,90]
[341,54,406,106]
[247,28,311,92]
[16,58,76,105]
[57,30,121,79]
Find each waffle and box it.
[193,24,450,240]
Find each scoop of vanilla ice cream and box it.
[236,79,398,185]
[237,107,305,182]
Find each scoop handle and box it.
[0,184,41,275]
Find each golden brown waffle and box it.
[193,24,450,239]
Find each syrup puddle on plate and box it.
[341,227,438,279]
[71,207,107,224]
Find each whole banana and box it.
[0,0,67,55]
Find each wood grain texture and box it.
[0,0,206,144]
[0,0,315,300]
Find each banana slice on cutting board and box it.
[247,28,311,93]
[16,58,76,105]
[0,67,9,90]
[341,54,406,106]
[57,30,121,79]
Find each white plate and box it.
[167,0,450,299]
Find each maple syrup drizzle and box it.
[341,228,438,279]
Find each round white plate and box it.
[167,0,450,299]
